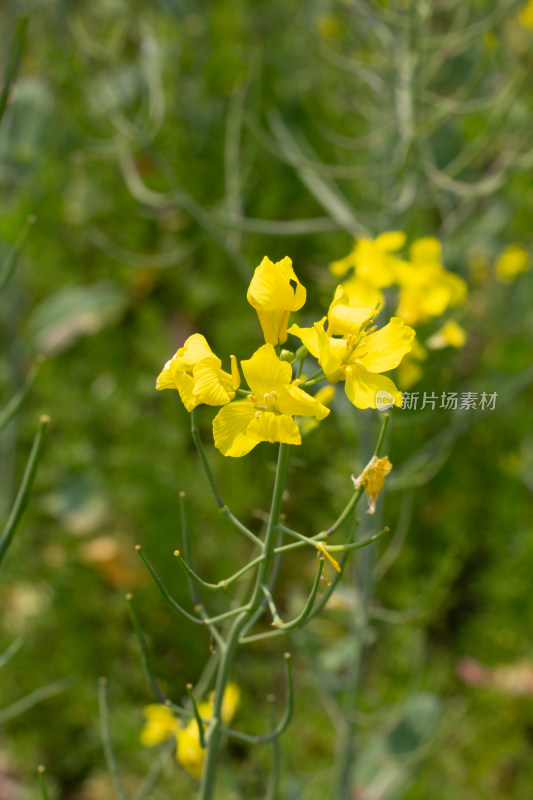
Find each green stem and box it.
[0,415,50,569]
[198,443,292,800]
[98,678,129,800]
[37,766,49,800]
[190,409,262,547]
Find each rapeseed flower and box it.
[247,255,306,345]
[288,286,414,410]
[395,238,467,325]
[352,455,392,514]
[212,344,330,456]
[156,334,240,412]
[140,683,240,780]
[495,245,530,283]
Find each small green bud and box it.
[296,345,308,360]
[280,349,294,363]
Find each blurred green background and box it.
[1,0,533,798]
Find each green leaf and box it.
[27,282,128,355]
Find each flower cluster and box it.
[330,232,469,389]
[157,254,416,456]
[140,683,240,779]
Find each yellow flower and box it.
[395,238,467,325]
[426,320,467,350]
[352,455,392,514]
[212,344,330,456]
[156,334,240,412]
[175,721,205,780]
[518,0,533,28]
[140,704,178,747]
[495,245,529,283]
[340,274,384,309]
[288,287,414,410]
[330,231,405,289]
[141,683,240,781]
[247,256,306,345]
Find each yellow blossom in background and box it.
[352,455,392,514]
[176,721,205,779]
[495,245,530,283]
[426,320,467,350]
[247,255,306,345]
[140,704,178,747]
[156,334,240,412]
[141,683,240,780]
[517,0,533,27]
[330,231,405,293]
[395,237,467,325]
[212,344,330,456]
[289,286,414,410]
[396,337,427,389]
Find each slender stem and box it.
[0,356,42,432]
[186,684,206,748]
[37,766,49,800]
[222,653,293,745]
[261,583,283,627]
[278,558,324,631]
[135,546,204,625]
[0,415,50,568]
[191,409,263,547]
[126,594,166,703]
[198,444,292,800]
[98,678,129,800]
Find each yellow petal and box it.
[176,723,205,779]
[409,237,442,263]
[328,285,376,337]
[344,364,402,409]
[375,231,406,252]
[174,371,200,412]
[247,256,306,312]
[277,384,331,420]
[241,344,292,398]
[212,402,258,457]
[192,362,235,406]
[156,354,182,391]
[221,683,240,724]
[140,705,178,747]
[179,334,220,369]
[357,317,415,373]
[341,275,384,308]
[329,251,356,277]
[426,320,467,350]
[247,411,301,446]
[316,323,346,381]
[287,320,324,358]
[495,245,529,283]
[230,355,241,390]
[352,455,392,514]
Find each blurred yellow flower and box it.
[395,238,467,325]
[426,320,467,350]
[289,287,414,410]
[352,455,392,514]
[212,344,330,456]
[140,704,178,747]
[156,334,240,412]
[141,683,240,780]
[495,244,530,283]
[517,0,533,28]
[247,255,306,345]
[330,231,405,289]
